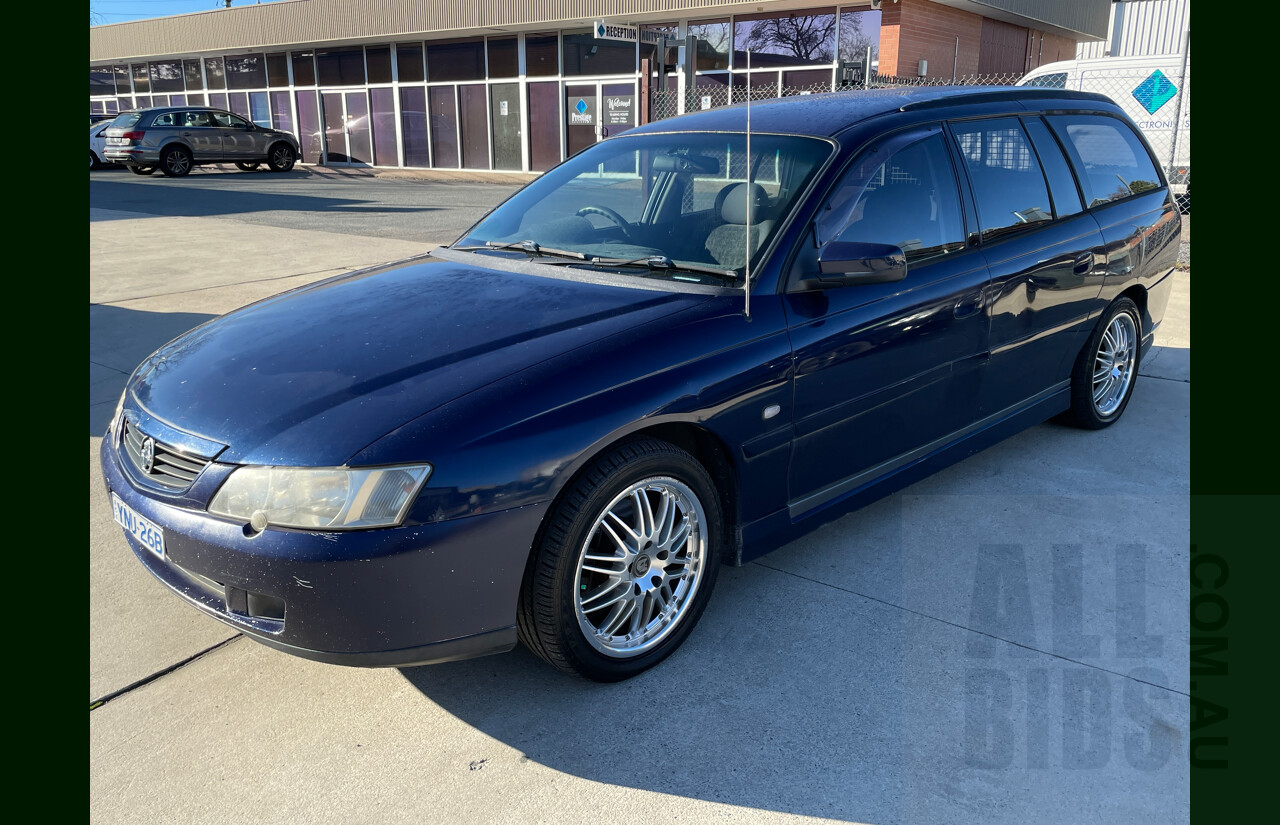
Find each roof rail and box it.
[897,88,1112,112]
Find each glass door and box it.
[565,81,637,158]
[320,90,371,166]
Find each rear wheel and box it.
[128,165,155,176]
[90,151,99,169]
[518,438,722,682]
[159,146,192,177]
[235,161,260,171]
[1063,297,1142,429]
[266,143,296,172]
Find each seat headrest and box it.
[719,182,769,225]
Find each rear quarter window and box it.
[1046,114,1163,208]
[109,112,142,129]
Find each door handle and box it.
[1073,253,1093,275]
[954,291,984,319]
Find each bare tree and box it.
[740,14,838,63]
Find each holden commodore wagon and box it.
[103,105,300,177]
[101,86,1179,681]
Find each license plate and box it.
[111,492,165,558]
[108,137,126,144]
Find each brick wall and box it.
[878,0,1081,79]
[879,0,983,79]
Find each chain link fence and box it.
[651,66,1189,206]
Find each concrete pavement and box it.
[89,181,1190,824]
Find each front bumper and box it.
[99,432,548,667]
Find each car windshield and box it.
[456,132,832,285]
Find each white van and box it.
[1018,54,1190,207]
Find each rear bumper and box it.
[104,147,159,165]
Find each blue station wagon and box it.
[101,87,1180,681]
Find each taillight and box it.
[121,130,145,140]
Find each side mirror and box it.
[804,241,907,289]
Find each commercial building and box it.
[90,0,1109,172]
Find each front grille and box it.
[121,417,211,490]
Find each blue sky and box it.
[91,1,289,26]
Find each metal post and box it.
[865,45,872,89]
[953,36,958,83]
[1166,29,1190,183]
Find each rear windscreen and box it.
[109,112,142,129]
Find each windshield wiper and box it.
[589,255,740,284]
[448,240,590,262]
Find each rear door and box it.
[784,125,991,518]
[177,110,221,160]
[946,116,1107,415]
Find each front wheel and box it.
[1063,297,1142,429]
[517,438,723,681]
[266,143,296,172]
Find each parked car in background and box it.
[101,87,1180,682]
[1018,53,1190,210]
[90,120,113,169]
[103,105,300,177]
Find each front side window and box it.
[457,132,832,283]
[816,130,966,262]
[951,118,1053,240]
[212,112,249,128]
[1047,114,1162,207]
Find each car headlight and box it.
[209,464,432,530]
[110,389,127,434]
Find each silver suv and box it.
[103,106,300,177]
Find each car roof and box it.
[134,105,221,114]
[627,86,1114,139]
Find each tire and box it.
[90,151,99,170]
[1063,297,1142,429]
[128,165,156,176]
[266,143,296,172]
[517,438,723,682]
[235,161,260,171]
[159,146,192,177]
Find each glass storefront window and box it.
[428,86,459,168]
[184,59,204,90]
[228,92,250,119]
[396,43,425,83]
[131,64,150,94]
[91,67,113,98]
[427,38,485,82]
[209,92,228,110]
[249,91,271,127]
[292,51,316,86]
[838,8,882,69]
[226,55,266,90]
[688,19,731,70]
[734,8,838,68]
[271,91,293,133]
[205,57,226,90]
[639,23,678,72]
[399,86,429,167]
[266,52,289,87]
[487,37,517,78]
[366,46,392,84]
[459,84,490,170]
[150,61,184,93]
[562,30,636,76]
[296,90,322,162]
[525,33,559,77]
[370,87,397,166]
[317,49,365,86]
[114,65,131,95]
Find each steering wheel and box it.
[575,205,633,241]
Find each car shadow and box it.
[90,304,217,434]
[398,556,909,824]
[89,178,442,220]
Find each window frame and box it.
[1044,111,1168,211]
[944,116,1057,245]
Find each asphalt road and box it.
[90,168,1191,825]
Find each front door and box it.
[320,91,372,166]
[565,81,636,158]
[784,125,991,518]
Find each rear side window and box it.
[950,118,1053,241]
[818,131,966,263]
[151,112,177,126]
[182,111,212,127]
[1047,114,1163,207]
